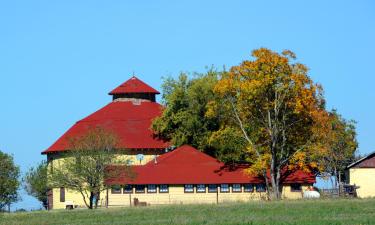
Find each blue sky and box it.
[0,0,374,210]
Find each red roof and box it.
[42,101,169,154]
[347,151,375,168]
[105,145,316,185]
[109,76,160,95]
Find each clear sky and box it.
[0,0,374,210]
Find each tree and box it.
[152,70,249,163]
[24,161,49,209]
[319,110,358,187]
[152,70,223,156]
[209,48,330,199]
[48,127,133,209]
[0,150,20,211]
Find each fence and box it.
[320,184,358,198]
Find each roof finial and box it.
[132,71,136,78]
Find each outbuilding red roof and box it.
[347,152,375,168]
[42,101,169,154]
[109,76,160,95]
[105,145,316,185]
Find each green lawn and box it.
[1,198,375,225]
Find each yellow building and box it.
[43,77,169,209]
[43,77,315,209]
[347,152,375,198]
[105,145,315,207]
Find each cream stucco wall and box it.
[107,184,311,207]
[48,152,157,209]
[50,184,311,209]
[51,188,108,209]
[349,168,375,198]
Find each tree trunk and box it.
[89,192,94,209]
[270,158,282,200]
[263,170,271,200]
[94,192,100,209]
[79,190,91,209]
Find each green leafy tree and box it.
[152,70,249,163]
[319,110,358,187]
[24,161,49,209]
[49,127,133,209]
[152,70,221,155]
[0,150,20,211]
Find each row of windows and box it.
[197,184,302,192]
[111,183,302,194]
[111,184,169,194]
[111,184,272,194]
[184,184,266,193]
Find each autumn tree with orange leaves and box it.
[208,48,332,200]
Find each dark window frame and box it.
[184,184,194,193]
[159,184,169,193]
[255,183,266,192]
[135,185,146,193]
[232,184,242,193]
[123,184,133,194]
[147,184,157,193]
[208,184,218,193]
[220,184,230,193]
[111,185,122,194]
[243,184,254,192]
[60,187,65,202]
[290,183,302,192]
[196,184,206,193]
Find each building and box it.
[43,76,316,209]
[346,152,375,198]
[105,145,315,206]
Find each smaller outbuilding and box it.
[346,152,375,198]
[105,145,316,206]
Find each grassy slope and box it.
[1,199,375,225]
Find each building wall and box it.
[50,184,310,209]
[349,168,375,198]
[51,188,107,209]
[48,152,157,209]
[107,184,311,207]
[48,152,157,168]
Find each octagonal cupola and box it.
[109,76,160,102]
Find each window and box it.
[111,185,122,194]
[232,184,242,192]
[123,185,133,193]
[220,184,229,193]
[291,183,302,192]
[159,184,169,193]
[135,185,145,193]
[244,184,254,192]
[196,184,206,193]
[256,184,266,192]
[60,187,65,202]
[184,184,194,193]
[208,184,218,193]
[49,160,54,174]
[147,184,157,193]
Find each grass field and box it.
[1,198,375,225]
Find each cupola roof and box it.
[109,76,160,95]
